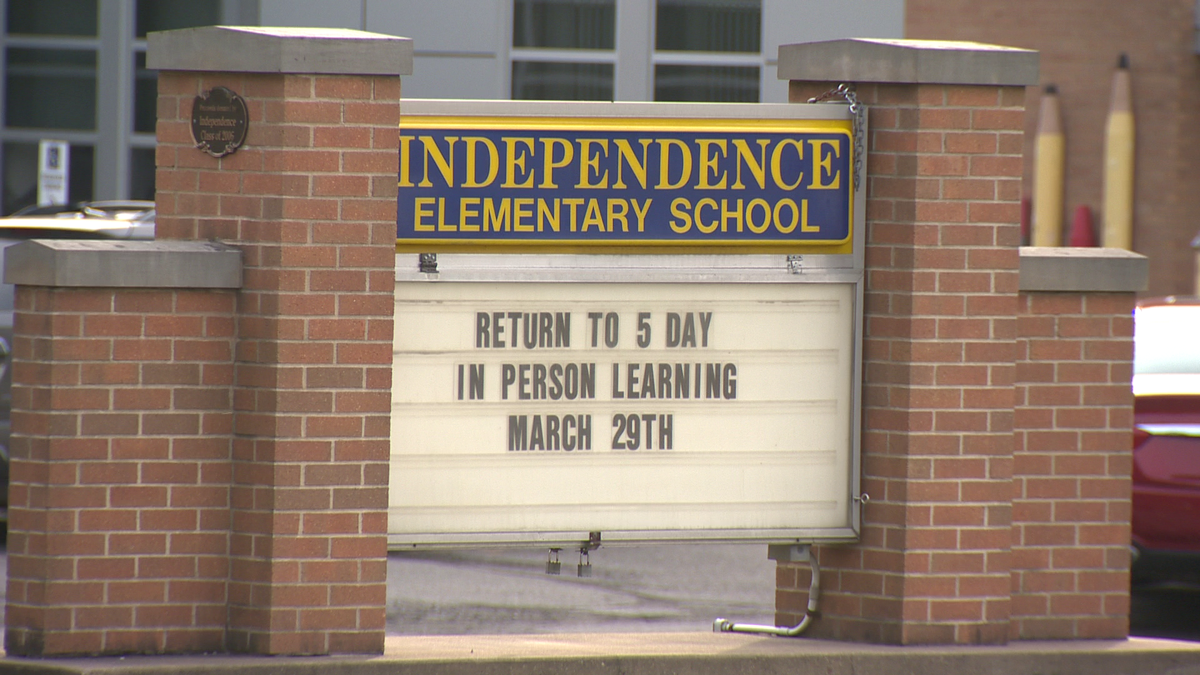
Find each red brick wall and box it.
[906,0,1200,296]
[5,68,399,657]
[5,287,235,655]
[777,78,1136,645]
[1011,292,1133,639]
[778,80,1026,645]
[154,71,399,655]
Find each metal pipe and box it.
[713,552,821,637]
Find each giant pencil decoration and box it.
[1103,54,1134,250]
[1032,84,1065,247]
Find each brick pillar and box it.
[776,39,1038,645]
[1012,249,1145,639]
[151,27,410,655]
[4,242,241,656]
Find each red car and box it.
[1132,297,1200,584]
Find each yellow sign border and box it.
[396,115,855,256]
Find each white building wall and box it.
[761,0,906,103]
[252,0,905,102]
[259,0,365,29]
[366,0,509,99]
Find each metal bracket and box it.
[786,255,804,274]
[573,532,601,577]
[418,253,438,273]
[767,543,811,563]
[577,548,592,577]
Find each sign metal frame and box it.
[391,100,866,549]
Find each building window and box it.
[1,141,93,215]
[511,0,616,101]
[6,0,97,37]
[129,147,156,202]
[654,64,758,102]
[507,0,764,103]
[513,61,614,100]
[133,51,157,134]
[4,47,98,131]
[655,0,760,53]
[135,0,221,37]
[513,0,616,49]
[0,0,223,213]
[653,0,762,102]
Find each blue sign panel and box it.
[396,117,853,253]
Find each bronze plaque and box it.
[191,86,248,158]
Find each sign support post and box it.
[778,38,1051,646]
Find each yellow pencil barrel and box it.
[1032,85,1064,247]
[1102,54,1134,250]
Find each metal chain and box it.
[806,83,852,104]
[808,84,865,192]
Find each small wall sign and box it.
[37,140,69,206]
[191,86,248,158]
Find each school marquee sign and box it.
[391,100,865,548]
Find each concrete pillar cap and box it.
[3,240,243,289]
[778,38,1038,87]
[1018,246,1148,292]
[147,25,413,76]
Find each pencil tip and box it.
[1118,53,1129,69]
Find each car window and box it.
[1134,305,1200,375]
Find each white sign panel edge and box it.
[388,274,864,549]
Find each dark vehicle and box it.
[1132,296,1200,584]
[0,201,156,523]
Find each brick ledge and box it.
[3,240,242,289]
[1019,246,1148,293]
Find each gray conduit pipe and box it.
[713,550,820,637]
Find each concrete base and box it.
[1,634,1198,675]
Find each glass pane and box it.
[2,142,37,216]
[512,61,613,101]
[65,143,94,206]
[4,48,97,131]
[656,0,761,53]
[2,142,93,215]
[134,52,157,133]
[513,0,615,49]
[130,148,156,202]
[136,0,221,38]
[6,0,97,36]
[654,64,759,102]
